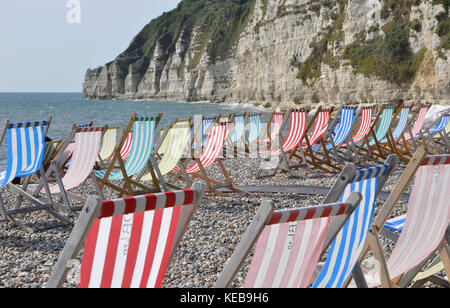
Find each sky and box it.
[0,0,182,93]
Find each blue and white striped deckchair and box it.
[312,155,397,288]
[191,117,215,149]
[421,114,450,138]
[0,120,70,230]
[231,114,246,146]
[386,105,411,143]
[247,113,262,144]
[95,114,162,197]
[416,114,450,154]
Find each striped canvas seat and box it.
[47,183,205,288]
[421,114,450,138]
[185,122,228,174]
[264,113,284,143]
[98,127,119,161]
[141,121,191,181]
[384,214,406,232]
[318,106,356,151]
[346,106,375,146]
[95,117,157,181]
[301,108,332,149]
[367,106,395,147]
[247,113,262,144]
[231,114,246,145]
[312,163,392,288]
[381,105,411,143]
[385,155,450,280]
[270,109,309,156]
[192,117,214,149]
[0,121,48,188]
[119,131,133,161]
[403,105,430,141]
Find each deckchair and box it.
[307,106,358,172]
[377,104,412,159]
[94,113,162,197]
[118,130,133,161]
[355,148,450,288]
[228,113,247,157]
[0,119,70,231]
[26,126,107,213]
[182,121,243,196]
[257,109,310,178]
[137,119,192,192]
[338,105,376,163]
[416,113,450,154]
[214,193,362,288]
[46,182,206,288]
[263,112,285,149]
[244,113,263,157]
[394,104,431,160]
[98,126,119,163]
[289,107,334,173]
[357,105,396,161]
[311,155,398,288]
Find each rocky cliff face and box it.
[83,0,450,107]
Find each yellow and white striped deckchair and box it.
[139,119,192,191]
[98,126,119,162]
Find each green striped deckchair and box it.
[94,113,162,197]
[97,126,119,163]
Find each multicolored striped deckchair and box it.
[138,119,192,192]
[311,155,398,288]
[183,122,242,196]
[28,126,107,213]
[214,193,362,288]
[356,148,450,288]
[94,113,162,197]
[98,126,119,163]
[310,106,358,172]
[0,119,70,231]
[358,105,395,160]
[395,104,431,160]
[191,116,216,152]
[257,109,310,178]
[339,106,376,163]
[228,113,246,156]
[47,182,206,288]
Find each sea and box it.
[0,92,267,169]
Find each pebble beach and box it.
[0,154,432,289]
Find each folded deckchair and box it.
[181,121,243,196]
[98,126,119,163]
[26,126,107,213]
[307,106,358,172]
[338,105,376,163]
[46,182,206,288]
[311,155,398,288]
[394,104,431,160]
[214,193,362,288]
[355,148,450,288]
[137,119,192,192]
[257,109,310,178]
[94,113,162,197]
[0,119,70,231]
[357,105,396,160]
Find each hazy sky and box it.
[0,0,181,92]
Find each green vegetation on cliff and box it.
[125,0,255,67]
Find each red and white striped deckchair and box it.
[28,126,107,213]
[181,121,243,195]
[119,130,133,161]
[46,182,206,288]
[263,112,285,147]
[357,148,450,288]
[214,192,362,288]
[257,109,310,178]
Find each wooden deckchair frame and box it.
[96,113,163,198]
[1,117,72,232]
[214,162,362,287]
[355,148,450,288]
[46,182,206,288]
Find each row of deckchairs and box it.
[1,103,448,231]
[46,147,450,288]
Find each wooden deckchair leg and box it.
[50,162,72,213]
[367,228,393,288]
[149,156,168,192]
[91,172,105,200]
[439,239,450,281]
